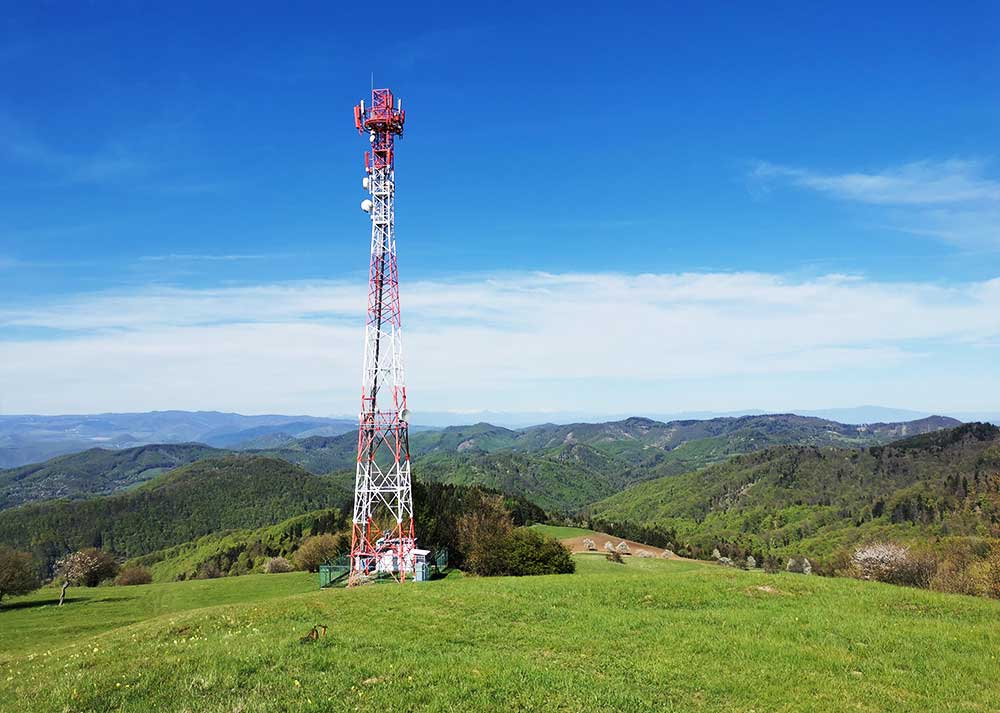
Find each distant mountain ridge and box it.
[0,413,962,514]
[0,411,356,468]
[0,443,222,510]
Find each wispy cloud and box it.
[752,159,1000,248]
[0,116,147,185]
[139,254,273,263]
[1,271,998,414]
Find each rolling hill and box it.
[0,455,352,571]
[588,422,1000,561]
[0,413,962,514]
[0,443,223,509]
[2,557,999,711]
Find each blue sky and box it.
[1,2,999,416]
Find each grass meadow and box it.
[2,555,999,711]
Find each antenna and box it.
[348,87,413,586]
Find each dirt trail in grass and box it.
[559,534,682,558]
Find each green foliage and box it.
[458,496,573,577]
[500,529,575,576]
[590,424,1000,566]
[0,456,352,575]
[292,533,347,572]
[263,557,293,574]
[0,545,39,603]
[115,566,152,586]
[2,558,999,710]
[127,508,348,582]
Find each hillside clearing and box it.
[2,556,999,711]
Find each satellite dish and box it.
[399,409,410,422]
[360,199,373,213]
[362,176,370,190]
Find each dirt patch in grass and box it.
[746,585,785,597]
[559,534,682,559]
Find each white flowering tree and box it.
[851,543,909,582]
[54,549,117,605]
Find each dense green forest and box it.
[0,414,958,515]
[0,456,352,573]
[588,423,1000,562]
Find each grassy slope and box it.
[528,524,599,539]
[2,557,999,711]
[0,572,315,657]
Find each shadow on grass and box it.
[0,597,82,611]
[1,593,139,612]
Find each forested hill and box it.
[588,422,1000,561]
[0,456,353,572]
[0,443,223,509]
[0,413,961,514]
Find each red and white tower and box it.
[348,88,415,585]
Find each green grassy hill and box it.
[0,443,223,510]
[590,423,1000,560]
[2,555,998,711]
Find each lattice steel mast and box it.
[349,87,415,585]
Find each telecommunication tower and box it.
[348,87,416,585]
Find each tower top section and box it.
[354,88,405,137]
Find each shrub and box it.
[0,546,39,605]
[636,550,652,558]
[457,495,515,576]
[293,533,348,572]
[987,544,1000,599]
[499,529,575,576]
[786,557,812,574]
[196,561,223,580]
[763,556,781,574]
[606,549,624,564]
[264,556,294,574]
[930,548,980,596]
[115,566,153,586]
[745,555,757,569]
[850,542,936,588]
[458,500,574,577]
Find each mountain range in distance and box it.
[0,412,962,512]
[0,406,994,469]
[406,406,999,428]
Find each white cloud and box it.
[1,271,999,415]
[753,159,1000,248]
